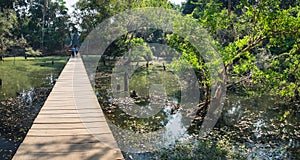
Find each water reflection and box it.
[19,88,34,105]
[47,73,55,85]
[227,101,241,115]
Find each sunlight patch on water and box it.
[253,119,266,139]
[162,110,188,146]
[20,88,34,105]
[227,101,241,115]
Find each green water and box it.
[0,56,68,100]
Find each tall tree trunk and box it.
[227,0,231,17]
[124,72,128,92]
[228,0,237,40]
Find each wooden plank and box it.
[20,135,101,144]
[26,129,112,136]
[29,122,106,128]
[33,117,107,123]
[36,112,103,118]
[13,150,123,160]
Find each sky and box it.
[65,0,186,13]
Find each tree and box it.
[43,0,70,53]
[125,37,153,63]
[0,4,18,59]
[177,0,300,104]
[13,0,70,54]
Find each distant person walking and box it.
[75,45,79,56]
[71,46,75,57]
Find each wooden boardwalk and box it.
[13,56,124,160]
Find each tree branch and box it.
[225,30,286,69]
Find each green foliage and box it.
[177,0,300,101]
[13,0,70,53]
[0,0,71,56]
[25,47,41,56]
[43,0,70,52]
[0,9,18,56]
[125,38,153,62]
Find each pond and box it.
[94,57,299,159]
[0,56,67,159]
